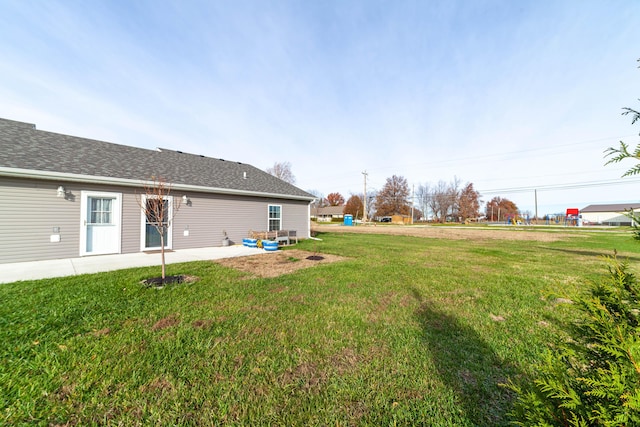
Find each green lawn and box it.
[2,229,639,426]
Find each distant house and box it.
[0,118,315,264]
[581,203,640,226]
[310,205,345,222]
[390,214,411,225]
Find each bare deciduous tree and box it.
[429,179,459,222]
[307,189,326,208]
[416,183,432,221]
[420,177,465,222]
[266,161,296,184]
[137,176,181,281]
[362,189,377,221]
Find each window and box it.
[268,205,282,231]
[141,195,172,249]
[89,197,113,224]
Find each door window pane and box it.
[144,197,170,248]
[89,198,113,224]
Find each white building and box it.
[580,203,640,226]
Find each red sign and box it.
[566,208,579,216]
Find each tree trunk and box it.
[160,232,166,280]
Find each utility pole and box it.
[362,170,368,223]
[411,184,415,224]
[534,189,538,224]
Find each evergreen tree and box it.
[506,255,640,425]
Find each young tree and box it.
[266,161,296,184]
[344,194,364,219]
[430,178,460,222]
[365,189,377,221]
[416,183,432,221]
[138,176,181,281]
[509,61,640,424]
[507,255,640,424]
[458,182,481,221]
[326,192,345,206]
[605,59,640,176]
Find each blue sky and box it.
[1,0,639,216]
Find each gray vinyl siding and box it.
[0,177,142,263]
[282,200,311,235]
[172,194,309,249]
[0,177,80,263]
[0,177,310,264]
[121,190,143,254]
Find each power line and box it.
[361,134,639,173]
[302,134,640,189]
[479,177,640,195]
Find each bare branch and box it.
[137,176,182,280]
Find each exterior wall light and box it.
[182,195,189,204]
[57,186,66,198]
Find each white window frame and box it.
[268,204,282,232]
[79,191,122,256]
[140,194,173,250]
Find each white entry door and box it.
[80,191,122,256]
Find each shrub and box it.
[506,254,640,425]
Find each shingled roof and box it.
[0,118,314,200]
[581,203,640,212]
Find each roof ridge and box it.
[0,117,314,200]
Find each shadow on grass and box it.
[544,247,640,263]
[410,288,518,426]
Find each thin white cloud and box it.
[0,0,639,215]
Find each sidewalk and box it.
[0,245,266,284]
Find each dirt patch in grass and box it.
[313,224,572,242]
[330,347,362,375]
[91,328,111,337]
[214,249,346,278]
[279,361,326,392]
[141,377,175,394]
[151,314,181,331]
[192,319,214,329]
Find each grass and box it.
[2,229,640,426]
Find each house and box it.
[310,205,345,222]
[580,203,640,226]
[390,214,411,225]
[0,118,315,264]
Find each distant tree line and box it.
[309,175,519,223]
[266,161,520,223]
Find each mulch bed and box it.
[142,275,199,288]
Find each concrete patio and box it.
[0,245,266,284]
